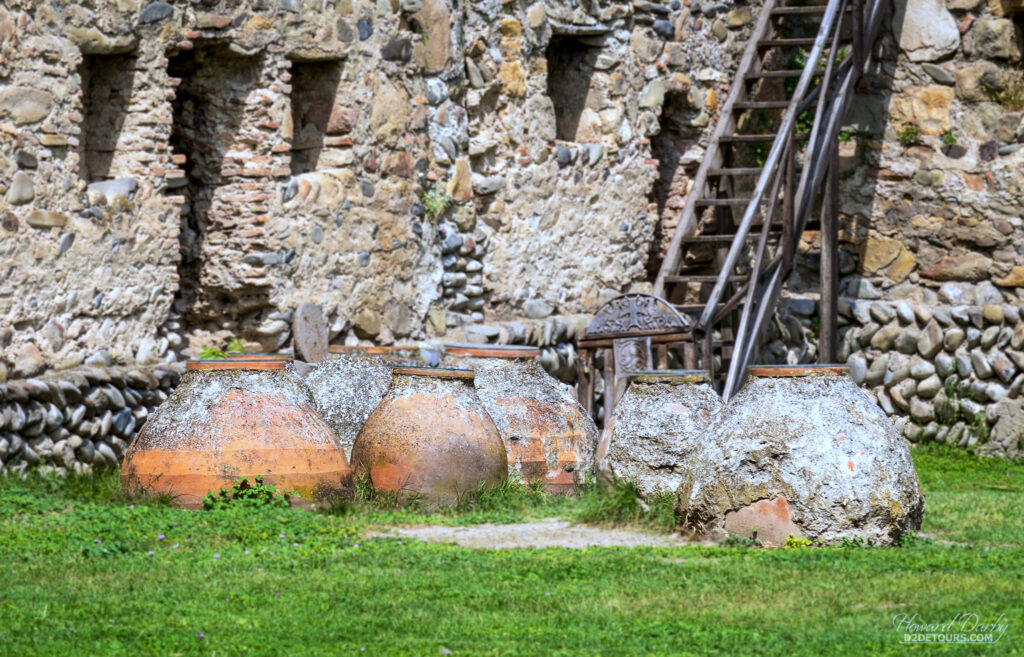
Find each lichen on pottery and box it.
[676,366,925,546]
[306,352,394,460]
[599,371,722,498]
[326,344,440,367]
[121,360,352,508]
[305,344,442,458]
[444,344,598,492]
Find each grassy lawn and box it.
[0,445,1020,656]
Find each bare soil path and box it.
[366,517,696,549]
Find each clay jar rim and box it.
[224,353,294,361]
[444,343,540,359]
[328,344,418,355]
[628,369,711,384]
[186,359,288,371]
[748,364,850,378]
[393,366,474,381]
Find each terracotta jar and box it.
[597,370,722,498]
[305,347,398,459]
[350,366,506,506]
[121,359,352,508]
[443,343,598,492]
[225,353,311,380]
[675,365,924,546]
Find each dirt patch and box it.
[366,517,694,549]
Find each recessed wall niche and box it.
[167,43,261,324]
[647,90,701,278]
[545,35,599,142]
[78,53,137,182]
[289,60,344,175]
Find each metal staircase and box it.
[652,0,887,400]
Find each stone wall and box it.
[835,0,1024,309]
[762,291,1024,458]
[0,364,181,474]
[2,0,1023,457]
[0,0,753,375]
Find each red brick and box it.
[963,173,985,191]
[865,168,909,181]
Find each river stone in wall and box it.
[894,0,959,62]
[601,373,722,498]
[675,371,924,546]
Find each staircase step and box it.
[708,167,764,176]
[695,198,754,207]
[683,220,820,237]
[664,274,747,283]
[718,133,810,143]
[679,232,781,244]
[734,100,815,110]
[757,37,850,49]
[745,70,825,79]
[674,303,745,314]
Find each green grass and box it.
[573,479,677,532]
[897,124,920,147]
[320,474,673,530]
[324,473,580,526]
[913,445,1022,546]
[0,446,1021,656]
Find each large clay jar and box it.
[350,366,506,506]
[121,359,352,508]
[676,365,925,546]
[443,344,598,492]
[305,345,426,460]
[598,371,722,498]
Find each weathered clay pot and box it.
[305,344,441,458]
[121,359,352,508]
[443,344,598,492]
[305,347,397,459]
[350,366,506,505]
[597,371,722,498]
[676,365,924,546]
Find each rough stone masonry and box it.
[1,0,1024,473]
